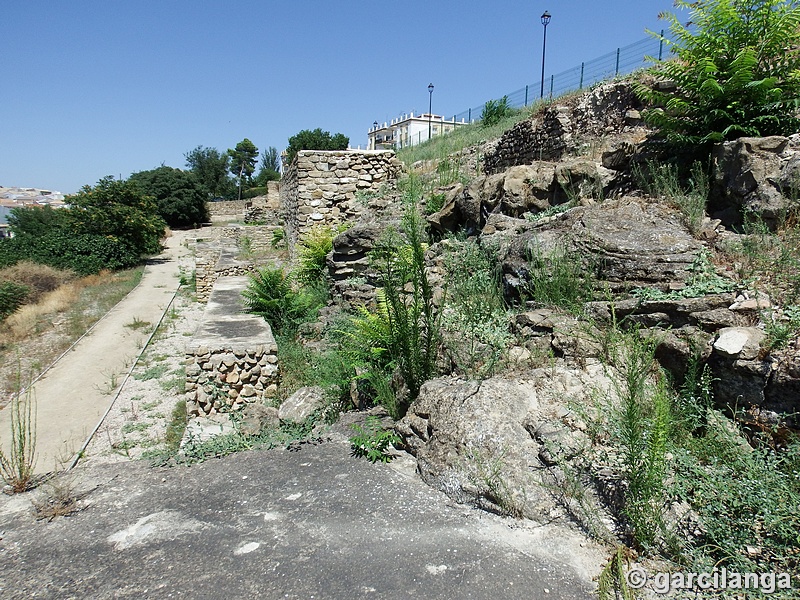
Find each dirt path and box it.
[0,230,193,474]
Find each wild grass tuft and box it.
[0,372,37,493]
[523,240,595,312]
[633,160,709,234]
[440,238,510,379]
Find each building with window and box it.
[368,113,467,150]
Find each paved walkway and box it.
[0,231,191,473]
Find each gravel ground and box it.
[83,255,204,466]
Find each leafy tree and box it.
[7,204,70,237]
[285,128,349,165]
[253,146,281,186]
[67,176,165,257]
[636,0,800,154]
[228,138,259,200]
[184,145,235,200]
[0,177,165,275]
[130,166,209,228]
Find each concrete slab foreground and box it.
[0,437,602,599]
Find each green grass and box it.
[396,103,544,169]
[134,363,169,381]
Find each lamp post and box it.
[373,121,378,149]
[428,83,434,142]
[540,11,551,99]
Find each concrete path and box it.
[0,231,191,473]
[0,434,603,599]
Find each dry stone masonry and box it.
[185,277,279,415]
[279,150,403,253]
[483,82,645,174]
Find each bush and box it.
[481,95,512,127]
[0,262,73,304]
[0,232,143,276]
[0,282,30,321]
[295,226,337,285]
[636,0,800,154]
[441,238,511,378]
[242,186,269,199]
[370,205,440,405]
[241,266,323,336]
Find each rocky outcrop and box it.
[711,135,800,229]
[279,386,325,424]
[494,197,704,301]
[396,369,613,521]
[572,199,702,286]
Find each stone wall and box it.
[185,277,279,416]
[483,82,644,175]
[194,226,277,302]
[279,150,403,253]
[185,343,279,415]
[207,181,281,218]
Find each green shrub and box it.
[441,238,510,378]
[241,267,323,336]
[349,416,401,463]
[371,205,441,406]
[295,226,338,285]
[481,95,512,128]
[606,327,672,552]
[636,0,800,153]
[243,186,269,199]
[0,281,30,320]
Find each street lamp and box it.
[428,83,434,142]
[540,11,551,99]
[373,121,378,149]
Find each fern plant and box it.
[241,266,320,335]
[636,0,800,151]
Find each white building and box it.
[368,113,467,150]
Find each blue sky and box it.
[2,1,682,194]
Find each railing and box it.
[451,32,667,125]
[367,31,670,150]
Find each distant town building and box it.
[368,113,467,150]
[0,187,66,225]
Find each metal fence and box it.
[450,31,668,125]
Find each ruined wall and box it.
[194,226,278,302]
[185,343,279,415]
[279,150,402,253]
[483,82,644,174]
[206,181,281,218]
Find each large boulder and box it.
[498,198,703,300]
[278,386,325,425]
[396,368,613,521]
[711,136,800,229]
[571,198,701,287]
[554,159,617,202]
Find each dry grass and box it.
[0,262,75,304]
[0,267,144,401]
[2,283,82,342]
[32,473,88,521]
